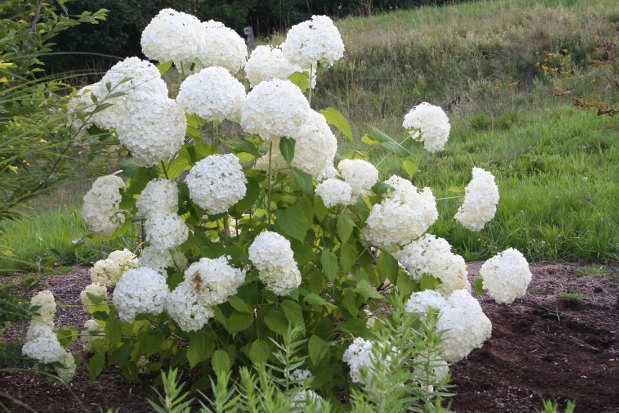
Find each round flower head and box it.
[81,319,103,351]
[316,178,352,207]
[185,154,247,214]
[240,79,310,140]
[80,283,108,312]
[403,102,451,153]
[81,175,125,236]
[136,178,178,218]
[291,390,324,412]
[281,15,345,69]
[56,350,77,382]
[30,290,56,326]
[26,321,53,342]
[176,67,246,122]
[362,175,438,251]
[116,97,186,167]
[396,234,470,294]
[244,45,302,87]
[90,248,138,286]
[182,256,246,306]
[140,8,204,68]
[290,110,338,177]
[405,290,448,316]
[455,167,500,231]
[342,338,396,385]
[248,231,302,295]
[480,248,532,304]
[112,267,169,322]
[144,212,189,250]
[197,20,248,74]
[167,283,214,332]
[337,159,379,197]
[437,289,492,362]
[22,325,65,364]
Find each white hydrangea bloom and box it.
[176,67,246,122]
[112,267,169,322]
[197,20,248,74]
[281,15,345,69]
[290,110,338,177]
[185,154,247,214]
[140,8,204,68]
[316,178,352,207]
[56,351,76,382]
[248,231,302,295]
[182,256,246,306]
[136,178,178,218]
[290,390,324,411]
[116,97,186,167]
[90,248,138,286]
[342,337,398,385]
[404,290,448,316]
[455,167,500,231]
[81,175,125,236]
[240,79,310,140]
[396,234,470,294]
[337,159,379,197]
[80,283,108,312]
[244,45,302,87]
[22,326,65,364]
[26,321,53,342]
[290,369,312,382]
[139,246,175,273]
[166,283,214,332]
[362,175,438,251]
[317,165,337,181]
[480,248,532,304]
[402,102,451,153]
[144,212,189,250]
[81,319,103,351]
[437,289,492,362]
[30,290,56,326]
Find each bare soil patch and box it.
[1,263,618,412]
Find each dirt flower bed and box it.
[1,263,618,412]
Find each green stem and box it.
[266,141,274,227]
[160,160,169,179]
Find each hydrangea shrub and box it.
[22,9,533,394]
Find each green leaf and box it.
[227,311,254,335]
[420,274,441,291]
[248,339,271,364]
[288,71,310,92]
[320,107,353,141]
[355,279,384,299]
[92,311,108,321]
[308,335,330,367]
[377,252,399,283]
[281,300,305,332]
[275,205,310,241]
[291,168,313,195]
[368,128,410,156]
[401,159,417,179]
[211,350,231,374]
[340,242,359,273]
[361,134,380,145]
[141,330,166,357]
[233,177,260,213]
[397,273,416,297]
[263,309,289,336]
[372,182,393,196]
[228,296,252,313]
[88,352,105,379]
[341,289,359,316]
[336,214,355,243]
[474,277,487,295]
[157,61,173,75]
[187,333,214,368]
[291,240,314,265]
[279,137,296,164]
[303,293,336,309]
[320,250,338,281]
[105,317,122,347]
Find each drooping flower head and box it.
[81,175,125,236]
[480,248,532,304]
[281,15,345,69]
[403,102,451,153]
[455,167,500,231]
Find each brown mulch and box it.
[1,263,618,412]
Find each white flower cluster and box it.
[455,167,500,231]
[166,283,215,332]
[112,267,169,322]
[90,248,139,286]
[80,283,108,312]
[139,245,186,273]
[480,248,532,304]
[176,67,246,122]
[245,45,302,87]
[281,15,345,69]
[185,154,247,214]
[362,175,438,251]
[81,175,125,236]
[396,234,470,294]
[404,289,447,316]
[337,159,379,197]
[248,231,301,295]
[342,337,397,385]
[436,289,492,362]
[199,20,248,74]
[136,178,178,218]
[22,291,75,381]
[67,83,99,133]
[316,178,353,207]
[182,256,246,306]
[241,79,310,140]
[402,102,451,153]
[290,110,338,177]
[81,319,103,351]
[290,389,324,412]
[144,212,189,250]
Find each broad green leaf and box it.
[320,250,338,281]
[368,128,409,156]
[291,240,314,265]
[275,205,310,241]
[289,71,310,91]
[320,107,353,141]
[361,134,380,145]
[308,335,329,366]
[420,274,441,291]
[228,296,252,313]
[372,182,393,196]
[397,273,416,297]
[377,252,399,283]
[313,195,329,222]
[304,293,336,309]
[227,311,253,335]
[291,168,313,195]
[336,214,355,243]
[281,300,305,332]
[355,279,383,299]
[279,137,296,164]
[248,339,271,364]
[187,333,214,368]
[141,330,166,357]
[157,61,173,75]
[88,352,105,379]
[263,309,288,336]
[402,159,417,179]
[233,177,260,213]
[340,242,359,273]
[105,317,122,347]
[341,289,359,316]
[211,350,231,374]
